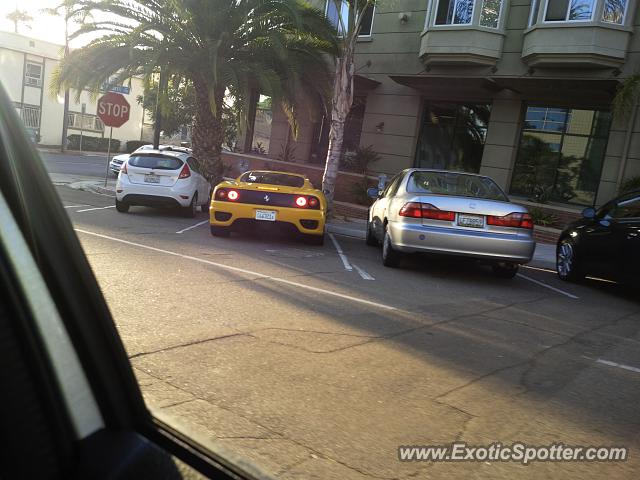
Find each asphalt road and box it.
[56,185,640,479]
[41,150,112,177]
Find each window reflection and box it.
[414,102,490,173]
[511,106,611,205]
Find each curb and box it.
[69,180,116,197]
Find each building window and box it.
[602,0,627,23]
[510,106,611,205]
[414,102,491,172]
[25,62,43,87]
[544,0,594,22]
[325,1,375,36]
[68,112,105,132]
[479,0,502,27]
[435,0,475,24]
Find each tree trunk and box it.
[322,45,355,212]
[191,75,224,185]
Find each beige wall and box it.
[0,31,146,150]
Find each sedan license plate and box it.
[255,210,276,222]
[144,174,160,184]
[458,214,484,228]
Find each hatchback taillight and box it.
[399,202,455,221]
[487,212,533,229]
[178,164,191,179]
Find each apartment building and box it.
[266,0,640,208]
[0,31,146,150]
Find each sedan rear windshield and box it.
[240,171,305,188]
[128,155,183,170]
[407,171,508,201]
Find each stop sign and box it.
[97,92,130,128]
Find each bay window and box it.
[544,0,595,22]
[602,0,627,23]
[479,0,502,27]
[435,0,474,25]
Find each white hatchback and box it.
[115,150,210,217]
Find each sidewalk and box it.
[326,219,557,270]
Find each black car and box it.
[556,191,640,283]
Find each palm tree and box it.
[5,9,33,34]
[52,0,337,182]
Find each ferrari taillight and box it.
[227,189,239,201]
[295,196,308,207]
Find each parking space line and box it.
[76,205,116,213]
[595,359,640,374]
[75,228,399,311]
[352,263,375,281]
[329,233,353,271]
[516,273,579,299]
[64,204,90,209]
[176,220,209,234]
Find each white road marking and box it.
[329,233,352,271]
[64,204,90,209]
[352,263,375,281]
[176,220,209,234]
[595,359,640,374]
[522,265,556,274]
[516,273,579,299]
[75,228,398,311]
[76,205,116,213]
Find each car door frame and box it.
[0,83,253,479]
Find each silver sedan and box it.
[366,169,535,278]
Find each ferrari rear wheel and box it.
[210,225,230,237]
[303,233,324,246]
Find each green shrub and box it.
[619,175,640,194]
[528,207,558,227]
[125,140,151,153]
[67,134,121,152]
[340,146,381,174]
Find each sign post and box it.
[96,92,130,188]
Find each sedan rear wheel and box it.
[557,238,583,282]
[492,262,519,279]
[365,219,378,246]
[382,229,402,268]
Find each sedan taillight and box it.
[487,212,533,229]
[399,202,455,221]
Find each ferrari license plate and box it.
[144,174,160,184]
[458,214,484,228]
[255,210,276,221]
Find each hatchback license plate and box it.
[458,214,484,228]
[144,174,160,184]
[255,210,276,221]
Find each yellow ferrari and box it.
[209,170,327,245]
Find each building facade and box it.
[265,0,640,208]
[0,31,147,150]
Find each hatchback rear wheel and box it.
[115,200,129,213]
[183,194,197,218]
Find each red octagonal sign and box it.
[97,92,130,128]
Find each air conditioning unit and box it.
[26,77,42,87]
